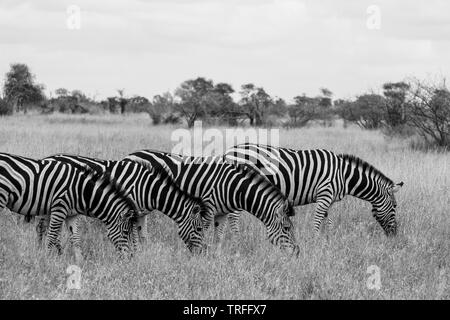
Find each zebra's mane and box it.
[339,154,393,185]
[235,163,294,216]
[124,159,208,215]
[77,164,139,213]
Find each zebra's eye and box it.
[192,205,200,215]
[196,226,203,233]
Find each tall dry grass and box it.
[0,113,448,299]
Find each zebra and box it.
[224,143,404,236]
[0,152,139,262]
[41,154,208,253]
[123,150,299,255]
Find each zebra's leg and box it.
[228,211,242,257]
[136,213,147,244]
[326,216,333,229]
[66,215,83,263]
[228,211,241,236]
[46,210,67,255]
[0,194,7,215]
[213,214,228,244]
[313,189,334,235]
[36,215,50,247]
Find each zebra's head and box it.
[178,201,208,254]
[116,209,140,255]
[372,181,404,236]
[268,200,299,256]
[81,167,140,255]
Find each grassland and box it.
[0,113,448,299]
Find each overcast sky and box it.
[1,0,449,102]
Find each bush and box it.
[162,114,181,125]
[0,98,13,116]
[408,136,449,152]
[405,79,450,149]
[336,94,385,129]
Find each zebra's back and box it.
[0,153,74,217]
[224,144,344,206]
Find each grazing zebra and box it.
[0,153,139,261]
[224,143,404,236]
[42,154,208,253]
[123,150,299,255]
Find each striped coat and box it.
[124,150,299,255]
[42,154,208,253]
[0,152,138,261]
[224,143,403,236]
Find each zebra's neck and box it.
[235,169,285,225]
[341,154,393,204]
[139,169,197,221]
[79,175,125,223]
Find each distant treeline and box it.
[0,63,449,149]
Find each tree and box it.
[0,97,13,116]
[3,63,45,113]
[239,84,273,126]
[336,94,385,129]
[71,89,86,102]
[174,77,214,127]
[383,82,410,127]
[117,89,128,114]
[54,88,69,97]
[288,94,321,126]
[270,97,288,118]
[319,87,333,108]
[107,97,118,113]
[149,93,175,125]
[407,79,450,148]
[127,95,150,114]
[206,83,241,125]
[46,89,91,114]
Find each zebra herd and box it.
[0,143,404,262]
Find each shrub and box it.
[0,98,13,116]
[336,94,385,130]
[405,79,450,149]
[162,114,181,125]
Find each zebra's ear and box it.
[276,201,289,217]
[391,181,404,193]
[120,210,135,221]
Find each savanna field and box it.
[0,113,448,299]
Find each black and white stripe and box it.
[0,152,139,260]
[225,143,403,236]
[124,150,299,255]
[43,154,208,253]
